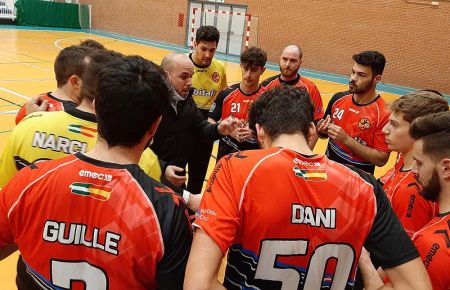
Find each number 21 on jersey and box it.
[231,103,241,113]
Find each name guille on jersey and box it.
[43,220,121,255]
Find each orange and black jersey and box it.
[261,74,324,121]
[324,92,390,174]
[380,154,438,237]
[0,153,192,290]
[413,213,450,290]
[195,148,418,290]
[209,83,265,159]
[15,92,77,124]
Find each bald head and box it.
[161,53,193,73]
[279,45,303,80]
[282,45,302,59]
[161,53,194,97]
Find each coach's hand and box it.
[217,115,240,136]
[165,165,187,187]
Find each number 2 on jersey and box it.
[255,240,355,290]
[51,260,108,290]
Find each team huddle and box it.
[0,26,448,290]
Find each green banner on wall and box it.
[15,0,82,28]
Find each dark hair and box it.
[352,51,386,76]
[410,111,450,161]
[390,90,448,123]
[95,55,171,147]
[241,47,267,68]
[54,45,91,87]
[249,86,313,140]
[80,49,123,102]
[79,39,105,50]
[195,25,220,44]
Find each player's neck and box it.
[270,134,314,156]
[53,86,78,103]
[401,151,415,171]
[240,82,259,94]
[439,186,450,214]
[280,73,298,82]
[353,90,378,105]
[191,52,207,67]
[85,140,142,165]
[76,99,95,114]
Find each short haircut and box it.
[352,50,386,76]
[54,45,92,87]
[79,39,105,50]
[80,49,123,102]
[195,25,220,44]
[390,90,449,123]
[249,86,313,140]
[95,55,171,148]
[241,47,267,68]
[410,111,450,161]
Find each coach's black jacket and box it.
[151,90,220,180]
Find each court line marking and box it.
[0,87,30,101]
[0,110,19,115]
[1,25,448,100]
[54,36,118,50]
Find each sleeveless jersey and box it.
[261,74,324,121]
[0,153,192,289]
[15,92,77,124]
[380,154,438,237]
[0,107,161,187]
[189,53,227,111]
[195,148,418,290]
[324,92,390,174]
[413,214,450,290]
[209,83,265,159]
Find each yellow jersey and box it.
[189,53,227,110]
[0,108,162,188]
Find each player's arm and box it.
[0,131,20,188]
[208,88,227,125]
[156,194,193,290]
[317,92,344,138]
[363,174,431,290]
[184,229,226,290]
[329,127,390,166]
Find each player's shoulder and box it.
[261,74,280,87]
[219,83,240,97]
[299,75,318,87]
[212,58,226,71]
[331,91,351,101]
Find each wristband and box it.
[182,190,190,205]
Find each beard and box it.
[279,64,299,79]
[419,168,441,202]
[348,78,374,94]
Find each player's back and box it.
[0,153,191,289]
[207,148,380,289]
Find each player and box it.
[380,90,448,236]
[317,50,390,174]
[410,111,450,290]
[0,55,192,289]
[15,45,91,124]
[187,25,228,195]
[184,86,431,290]
[208,46,267,160]
[261,44,324,122]
[0,50,161,188]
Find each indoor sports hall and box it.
[0,0,449,289]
